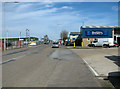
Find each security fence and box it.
[5,40,27,50]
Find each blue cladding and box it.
[82,28,113,38]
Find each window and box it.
[87,38,90,41]
[93,41,97,43]
[72,38,75,40]
[72,34,76,36]
[94,38,97,41]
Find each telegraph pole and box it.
[28,30,30,43]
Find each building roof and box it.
[81,26,120,28]
[70,32,80,35]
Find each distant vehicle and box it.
[44,41,49,44]
[90,38,114,47]
[114,43,119,47]
[52,42,59,48]
[65,41,71,46]
[29,42,37,46]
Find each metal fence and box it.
[6,40,27,50]
[0,39,42,51]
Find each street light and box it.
[19,31,21,48]
[25,29,30,47]
[26,29,28,47]
[3,1,19,50]
[3,3,6,51]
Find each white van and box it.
[91,38,114,47]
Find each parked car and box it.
[114,43,119,47]
[52,42,59,48]
[44,41,49,44]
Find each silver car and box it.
[52,42,59,48]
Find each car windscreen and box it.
[53,43,58,44]
[93,41,97,43]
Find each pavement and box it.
[71,47,119,77]
[71,47,120,89]
[2,44,103,87]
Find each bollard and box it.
[82,42,83,47]
[74,42,75,48]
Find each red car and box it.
[114,43,119,47]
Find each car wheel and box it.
[92,44,95,47]
[103,44,108,48]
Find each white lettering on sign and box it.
[92,31,103,35]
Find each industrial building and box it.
[81,26,120,46]
[70,32,80,44]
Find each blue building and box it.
[81,26,120,46]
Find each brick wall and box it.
[82,38,94,46]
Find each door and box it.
[117,37,120,45]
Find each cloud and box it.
[7,4,73,21]
[61,6,73,9]
[2,0,120,2]
[16,4,32,12]
[7,7,58,20]
[45,4,52,7]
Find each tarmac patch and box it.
[49,49,78,61]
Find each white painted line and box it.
[0,55,25,65]
[82,58,99,77]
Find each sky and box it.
[2,2,118,40]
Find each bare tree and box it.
[44,35,49,42]
[60,30,68,44]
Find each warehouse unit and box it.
[81,26,120,46]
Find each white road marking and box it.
[1,45,44,65]
[0,55,26,65]
[82,58,99,77]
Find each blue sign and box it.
[82,28,112,38]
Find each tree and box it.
[44,35,49,42]
[60,30,68,44]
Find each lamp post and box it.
[19,32,21,48]
[28,30,30,43]
[6,29,8,49]
[3,2,6,51]
[3,1,19,50]
[26,29,28,47]
[26,29,30,47]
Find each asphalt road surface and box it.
[2,44,102,87]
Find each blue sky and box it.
[3,2,118,40]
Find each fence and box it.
[0,39,42,51]
[0,39,28,51]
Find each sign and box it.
[86,31,108,36]
[92,31,103,35]
[82,28,112,38]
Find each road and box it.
[2,44,102,87]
